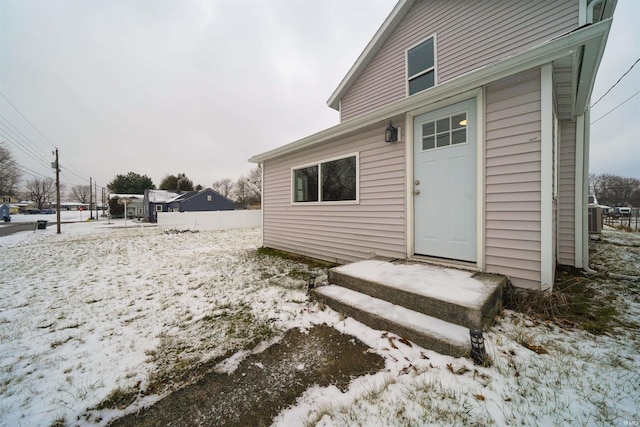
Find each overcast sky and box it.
[0,0,638,195]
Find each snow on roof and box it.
[146,190,180,203]
[109,194,144,200]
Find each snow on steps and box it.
[312,260,506,357]
[314,285,470,357]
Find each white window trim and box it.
[291,152,360,205]
[405,34,438,97]
[418,109,470,152]
[155,205,163,212]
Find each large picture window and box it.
[407,36,436,96]
[292,154,358,203]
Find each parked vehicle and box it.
[40,209,56,214]
[614,207,631,218]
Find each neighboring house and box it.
[144,188,235,222]
[109,194,144,219]
[250,0,615,292]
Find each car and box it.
[40,209,56,214]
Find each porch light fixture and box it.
[385,121,398,143]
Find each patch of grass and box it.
[503,267,619,335]
[94,386,138,410]
[256,247,338,269]
[49,414,67,427]
[50,336,74,349]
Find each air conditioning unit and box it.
[588,206,602,234]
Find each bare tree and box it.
[590,173,640,207]
[233,167,261,208]
[0,143,21,197]
[212,178,235,199]
[69,185,91,203]
[24,178,56,210]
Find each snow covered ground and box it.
[1,222,638,426]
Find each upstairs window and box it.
[292,154,358,204]
[407,36,436,96]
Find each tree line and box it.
[589,173,640,207]
[0,143,261,211]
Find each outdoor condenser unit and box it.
[588,206,602,234]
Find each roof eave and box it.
[327,0,414,111]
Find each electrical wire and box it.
[591,89,640,125]
[591,57,640,108]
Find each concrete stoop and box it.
[312,259,506,357]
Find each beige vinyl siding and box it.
[557,120,577,265]
[262,122,406,264]
[485,68,542,289]
[340,0,578,121]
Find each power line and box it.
[591,57,640,108]
[591,89,640,125]
[0,90,58,149]
[0,113,52,162]
[0,123,52,166]
[0,90,91,184]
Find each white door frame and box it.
[405,88,484,270]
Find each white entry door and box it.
[413,98,477,261]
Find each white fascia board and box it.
[327,0,414,111]
[575,21,611,114]
[249,20,611,164]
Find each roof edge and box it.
[327,0,414,111]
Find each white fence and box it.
[157,210,261,231]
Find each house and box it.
[143,188,235,222]
[250,0,615,292]
[109,194,144,219]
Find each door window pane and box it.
[422,122,435,137]
[452,113,467,130]
[422,136,435,150]
[436,118,449,133]
[451,129,466,145]
[436,133,450,148]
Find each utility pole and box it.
[95,181,98,220]
[90,177,94,220]
[54,148,61,234]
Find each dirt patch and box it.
[108,324,384,426]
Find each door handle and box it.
[414,190,420,195]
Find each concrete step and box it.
[313,285,470,357]
[327,260,505,330]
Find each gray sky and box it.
[0,0,638,195]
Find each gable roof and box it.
[326,0,616,112]
[327,0,413,111]
[172,188,236,205]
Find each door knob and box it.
[414,180,420,185]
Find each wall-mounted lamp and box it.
[385,121,398,143]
